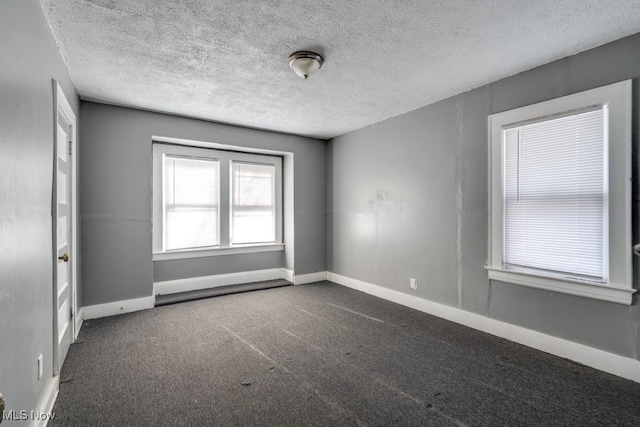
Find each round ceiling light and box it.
[289,51,324,79]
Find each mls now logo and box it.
[0,393,55,423]
[2,410,30,421]
[2,411,55,422]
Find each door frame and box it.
[52,80,79,375]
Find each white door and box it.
[53,81,77,374]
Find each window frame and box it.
[153,143,283,260]
[487,80,634,305]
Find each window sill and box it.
[153,244,284,261]
[486,267,635,305]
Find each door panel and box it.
[56,115,72,371]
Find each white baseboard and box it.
[83,295,155,320]
[283,269,294,283]
[154,268,289,296]
[35,375,59,427]
[74,307,84,339]
[327,272,640,383]
[294,271,328,285]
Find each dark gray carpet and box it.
[154,279,291,307]
[52,282,640,426]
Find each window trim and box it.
[487,80,634,305]
[152,243,285,260]
[152,142,284,259]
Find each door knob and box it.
[58,253,69,262]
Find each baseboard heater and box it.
[154,279,291,307]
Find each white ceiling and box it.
[40,0,640,139]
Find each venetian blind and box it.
[503,107,607,280]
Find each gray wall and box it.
[0,0,80,418]
[80,102,326,306]
[154,251,285,283]
[328,33,640,359]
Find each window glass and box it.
[163,155,219,250]
[231,162,276,244]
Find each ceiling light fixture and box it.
[289,51,324,79]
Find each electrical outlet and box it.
[37,354,43,380]
[410,278,417,290]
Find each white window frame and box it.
[153,143,283,260]
[487,80,634,305]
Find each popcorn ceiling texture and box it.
[39,0,640,139]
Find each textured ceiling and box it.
[40,0,640,139]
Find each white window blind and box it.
[163,155,219,250]
[231,162,276,245]
[503,108,607,280]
